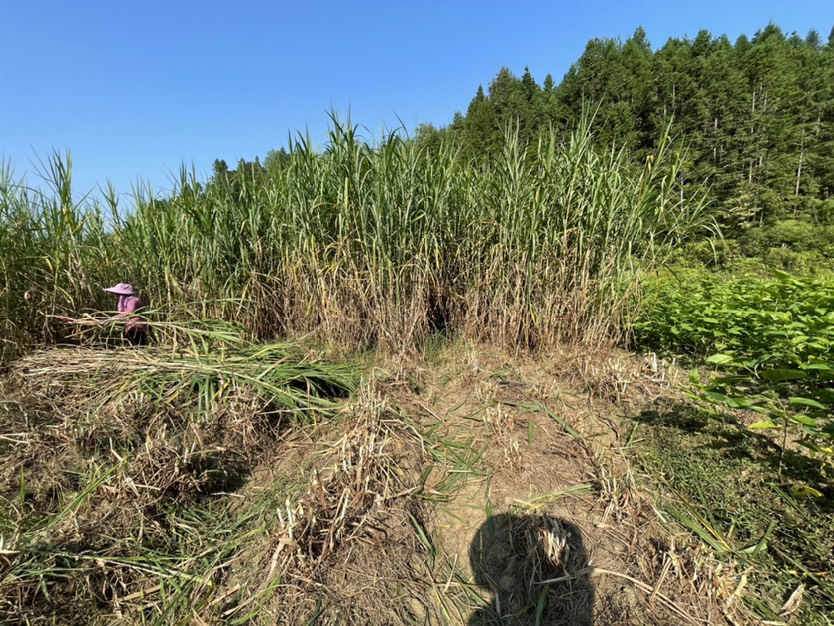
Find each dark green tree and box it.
[463,85,501,156]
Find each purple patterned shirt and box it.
[117,295,147,332]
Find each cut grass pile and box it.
[0,340,373,625]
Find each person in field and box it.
[103,283,148,346]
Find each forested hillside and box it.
[415,24,834,251]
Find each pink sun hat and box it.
[103,283,135,295]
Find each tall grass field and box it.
[1,116,710,362]
[14,116,830,625]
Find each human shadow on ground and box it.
[468,513,594,626]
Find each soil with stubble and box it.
[0,343,749,625]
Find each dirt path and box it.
[389,344,738,626]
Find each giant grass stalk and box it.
[0,154,121,362]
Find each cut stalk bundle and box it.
[0,339,359,624]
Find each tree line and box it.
[415,24,834,233]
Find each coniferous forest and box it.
[410,24,834,269]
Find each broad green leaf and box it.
[799,363,834,371]
[763,329,788,337]
[748,420,779,429]
[726,397,753,409]
[706,354,735,365]
[788,414,818,427]
[705,390,729,403]
[712,375,750,384]
[790,484,823,499]
[788,397,827,411]
[760,369,808,382]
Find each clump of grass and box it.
[0,154,117,363]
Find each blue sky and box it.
[2,1,833,202]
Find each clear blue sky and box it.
[2,1,833,202]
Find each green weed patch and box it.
[634,271,834,484]
[634,271,834,364]
[631,405,834,625]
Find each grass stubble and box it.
[0,334,783,626]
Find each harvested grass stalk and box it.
[228,377,439,625]
[0,340,359,625]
